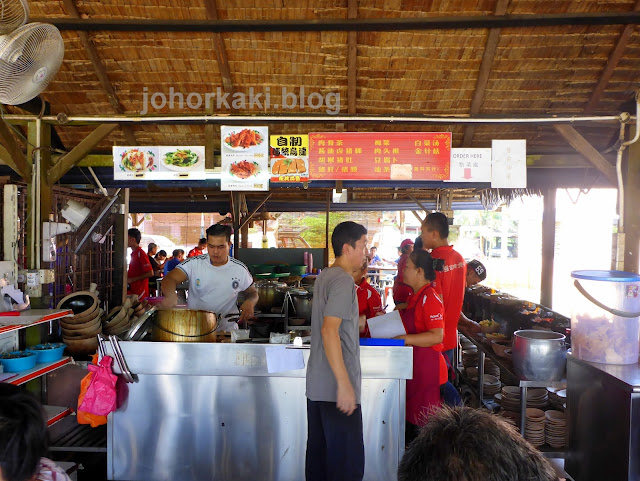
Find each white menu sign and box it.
[447,148,492,182]
[491,140,527,188]
[221,126,269,191]
[113,146,206,180]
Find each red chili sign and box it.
[309,132,451,181]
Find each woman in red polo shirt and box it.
[395,249,447,444]
[353,259,385,337]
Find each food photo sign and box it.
[221,126,270,191]
[270,134,309,183]
[113,146,206,180]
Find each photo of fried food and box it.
[224,129,263,149]
[271,158,307,175]
[229,160,259,179]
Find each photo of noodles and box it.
[229,160,260,179]
[224,129,263,149]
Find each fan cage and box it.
[0,0,28,35]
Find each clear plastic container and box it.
[571,270,640,365]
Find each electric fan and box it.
[0,0,28,35]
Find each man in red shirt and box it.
[127,228,153,299]
[187,238,207,258]
[420,213,466,369]
[353,260,385,337]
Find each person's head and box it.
[370,246,377,256]
[198,238,207,249]
[156,250,167,260]
[172,249,181,259]
[205,223,233,266]
[353,258,369,283]
[399,238,414,256]
[398,406,557,481]
[0,384,48,481]
[127,228,141,249]
[403,249,437,291]
[414,236,424,251]
[147,242,157,256]
[178,249,185,261]
[421,212,449,250]
[331,221,368,269]
[466,259,487,287]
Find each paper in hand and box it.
[367,310,407,339]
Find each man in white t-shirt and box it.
[160,224,258,330]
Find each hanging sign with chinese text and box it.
[446,148,492,182]
[309,132,451,181]
[221,126,270,191]
[270,134,309,183]
[491,140,527,188]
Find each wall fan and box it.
[0,22,64,105]
[0,0,29,35]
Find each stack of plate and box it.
[548,388,566,411]
[483,374,501,395]
[499,386,549,412]
[525,408,546,447]
[484,358,501,378]
[526,388,549,409]
[462,349,478,368]
[545,410,566,448]
[460,336,475,351]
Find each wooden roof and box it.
[6,1,640,163]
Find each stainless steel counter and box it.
[103,342,413,481]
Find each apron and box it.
[401,306,443,426]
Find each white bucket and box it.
[571,270,640,365]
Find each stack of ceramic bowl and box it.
[459,335,475,351]
[57,291,102,355]
[103,295,152,337]
[526,388,549,409]
[462,349,478,369]
[499,386,523,411]
[483,374,502,396]
[484,358,501,378]
[524,408,546,447]
[544,410,566,448]
[548,388,566,411]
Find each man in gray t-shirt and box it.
[305,221,368,481]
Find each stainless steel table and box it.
[103,342,413,481]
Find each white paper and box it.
[446,148,492,182]
[491,140,527,188]
[265,345,305,373]
[2,285,23,305]
[367,310,406,339]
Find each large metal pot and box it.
[289,289,313,321]
[254,280,287,311]
[512,330,566,381]
[152,309,218,342]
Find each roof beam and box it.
[62,0,137,145]
[347,0,358,115]
[463,0,510,147]
[584,0,640,114]
[36,13,640,33]
[554,124,617,184]
[0,120,30,179]
[47,124,118,184]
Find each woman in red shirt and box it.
[353,259,385,337]
[392,238,414,310]
[395,249,447,444]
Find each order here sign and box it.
[308,132,451,181]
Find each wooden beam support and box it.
[239,193,272,232]
[585,0,640,114]
[47,124,118,184]
[347,0,358,115]
[62,0,136,145]
[540,188,556,307]
[0,120,30,179]
[411,210,424,223]
[407,193,431,215]
[625,137,640,273]
[462,0,510,146]
[553,124,617,184]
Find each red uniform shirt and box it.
[406,283,448,385]
[393,253,413,304]
[127,247,153,299]
[431,245,466,351]
[188,247,203,258]
[356,278,384,337]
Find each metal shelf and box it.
[0,309,73,335]
[49,417,107,453]
[5,357,72,385]
[44,405,74,427]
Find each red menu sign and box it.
[309,132,451,181]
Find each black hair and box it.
[147,242,157,253]
[414,236,423,251]
[424,212,449,239]
[370,246,377,251]
[157,250,167,257]
[127,228,142,244]
[178,249,185,255]
[331,221,367,257]
[199,238,207,245]
[408,249,443,282]
[206,223,232,243]
[172,249,181,257]
[398,406,557,481]
[0,384,48,481]
[467,259,487,281]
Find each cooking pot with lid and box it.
[254,280,287,311]
[287,288,313,321]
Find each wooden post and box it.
[625,141,640,273]
[540,188,557,307]
[241,221,249,248]
[325,193,331,267]
[232,192,240,255]
[112,189,128,306]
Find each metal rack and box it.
[49,417,107,453]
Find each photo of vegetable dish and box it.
[229,160,260,179]
[224,129,263,150]
[120,149,155,172]
[161,149,201,170]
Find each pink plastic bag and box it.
[78,355,118,416]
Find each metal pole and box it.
[540,188,556,308]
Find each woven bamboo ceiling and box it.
[8,0,640,157]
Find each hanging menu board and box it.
[221,126,270,191]
[113,146,206,180]
[309,132,451,181]
[491,139,527,188]
[270,134,309,183]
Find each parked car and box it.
[140,234,186,255]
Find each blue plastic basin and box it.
[26,343,66,363]
[0,351,37,373]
